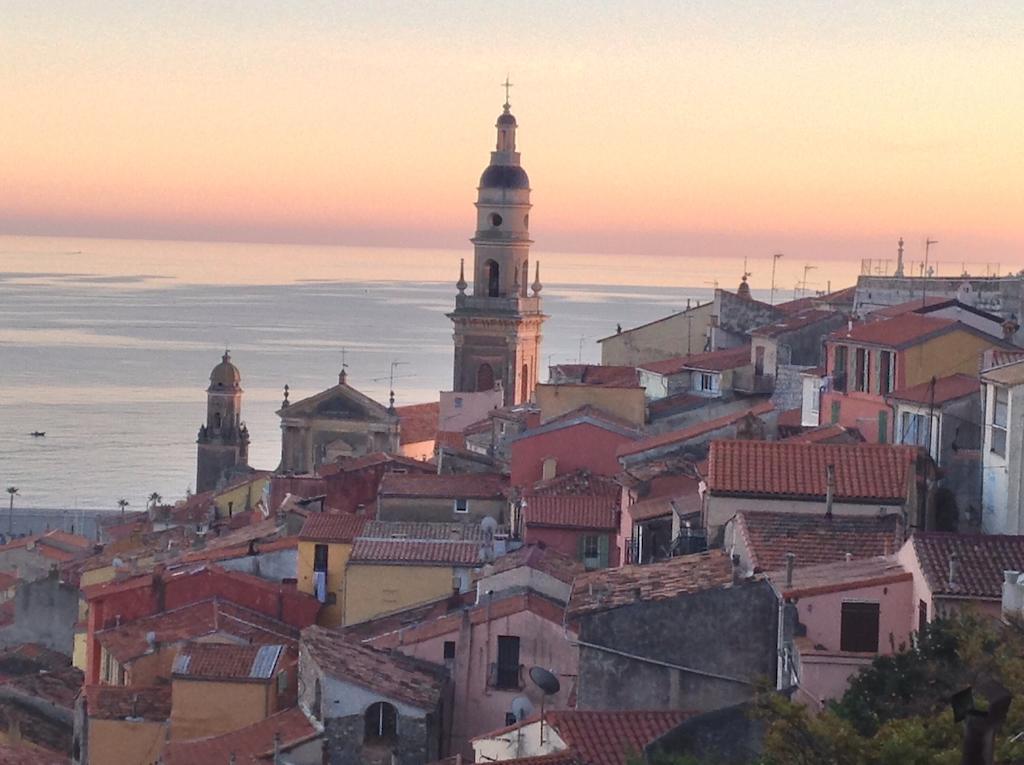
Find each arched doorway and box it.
[476,363,495,392]
[364,701,398,743]
[485,260,500,297]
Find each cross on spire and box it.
[501,75,513,109]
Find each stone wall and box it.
[324,713,433,765]
[0,572,79,653]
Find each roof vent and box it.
[949,552,960,590]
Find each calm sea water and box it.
[0,235,861,510]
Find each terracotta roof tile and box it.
[478,544,585,585]
[396,401,440,445]
[780,425,861,444]
[538,405,641,434]
[550,365,640,387]
[299,512,367,543]
[302,625,445,709]
[161,707,317,765]
[910,532,1024,599]
[628,473,702,522]
[776,408,803,428]
[638,346,751,375]
[887,373,980,406]
[708,440,918,502]
[751,309,838,338]
[172,642,286,681]
[769,556,911,599]
[528,469,621,497]
[85,684,171,721]
[0,744,68,765]
[568,549,735,618]
[550,709,694,765]
[732,511,903,572]
[523,496,619,530]
[359,521,488,541]
[617,402,774,459]
[349,538,481,566]
[379,472,507,499]
[829,314,958,349]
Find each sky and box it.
[3,1,1023,266]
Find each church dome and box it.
[479,164,530,190]
[497,111,517,127]
[209,351,241,390]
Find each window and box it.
[992,386,1008,456]
[485,259,500,297]
[494,636,521,689]
[490,213,503,227]
[583,535,599,560]
[878,351,894,394]
[313,544,329,572]
[831,400,841,424]
[854,348,868,392]
[476,363,495,392]
[443,641,456,660]
[453,397,463,408]
[833,346,848,392]
[542,457,557,480]
[918,599,928,634]
[700,373,715,392]
[580,534,609,570]
[754,345,765,376]
[877,410,888,444]
[900,411,932,451]
[364,701,398,743]
[454,498,469,514]
[840,601,880,652]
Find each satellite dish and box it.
[529,666,561,696]
[481,516,499,534]
[510,695,534,721]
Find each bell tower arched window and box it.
[364,701,398,743]
[476,363,495,392]
[485,260,500,297]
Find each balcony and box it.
[733,365,775,394]
[488,662,524,690]
[452,294,543,316]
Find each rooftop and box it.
[708,440,918,503]
[568,549,735,618]
[549,364,640,387]
[909,532,1024,599]
[829,314,967,349]
[395,401,440,445]
[379,471,507,499]
[750,309,838,338]
[637,346,751,375]
[349,538,482,566]
[780,424,861,444]
[534,404,641,435]
[302,625,446,709]
[359,520,488,541]
[477,543,586,585]
[982,359,1024,387]
[523,495,619,531]
[84,684,172,721]
[528,469,621,497]
[172,642,286,682]
[161,707,318,765]
[732,511,903,572]
[617,401,774,459]
[867,296,952,319]
[887,373,980,405]
[769,555,911,599]
[298,512,367,543]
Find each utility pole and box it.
[801,265,817,297]
[923,238,938,305]
[770,253,783,305]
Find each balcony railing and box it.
[488,662,524,690]
[453,294,543,315]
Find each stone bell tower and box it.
[449,85,546,407]
[196,350,250,493]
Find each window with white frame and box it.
[992,386,1008,456]
[900,411,932,452]
[454,498,469,513]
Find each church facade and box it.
[449,95,546,407]
[196,351,250,493]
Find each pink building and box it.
[771,556,915,709]
[509,406,639,488]
[347,547,581,759]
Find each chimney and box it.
[731,553,743,585]
[825,464,835,518]
[785,553,795,588]
[845,552,852,563]
[273,732,282,764]
[949,553,960,590]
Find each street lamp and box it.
[770,253,783,305]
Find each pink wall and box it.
[523,526,619,567]
[819,391,890,443]
[510,423,633,488]
[796,652,874,709]
[794,577,915,655]
[379,607,578,758]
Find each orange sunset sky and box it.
[3,2,1023,264]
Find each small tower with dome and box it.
[196,350,250,493]
[449,83,546,406]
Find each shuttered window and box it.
[840,601,880,652]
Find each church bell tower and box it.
[196,351,250,493]
[449,85,546,407]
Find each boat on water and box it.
[29,431,45,437]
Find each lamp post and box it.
[6,487,18,536]
[770,253,783,305]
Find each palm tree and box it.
[117,498,129,517]
[148,492,162,509]
[5,487,18,536]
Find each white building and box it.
[981,358,1024,534]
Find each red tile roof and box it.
[95,599,298,664]
[550,709,694,765]
[770,556,911,598]
[350,538,481,566]
[751,309,838,338]
[478,544,585,585]
[568,549,735,618]
[887,373,980,406]
[708,440,918,503]
[776,408,803,428]
[0,571,18,590]
[172,642,285,681]
[528,469,621,497]
[0,744,71,765]
[829,314,959,349]
[523,496,619,530]
[161,707,316,765]
[379,472,507,499]
[359,521,488,541]
[984,349,1024,371]
[617,402,774,459]
[298,512,367,543]
[85,684,171,721]
[551,365,640,387]
[396,401,440,445]
[638,346,751,375]
[909,532,1024,599]
[781,424,861,444]
[302,625,445,708]
[731,511,903,572]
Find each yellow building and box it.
[296,512,367,627]
[212,472,271,521]
[535,382,647,426]
[83,686,171,765]
[342,521,486,625]
[598,302,714,366]
[169,642,292,740]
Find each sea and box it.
[0,235,862,515]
